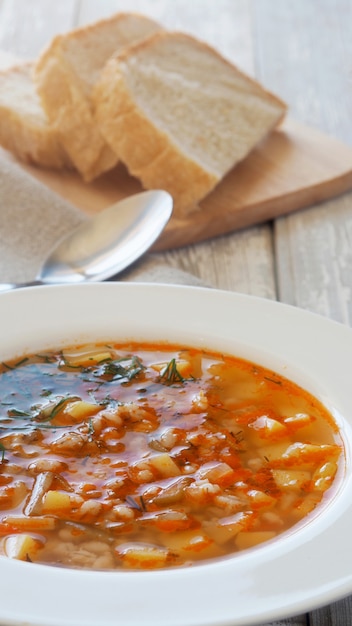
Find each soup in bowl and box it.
[0,282,350,626]
[0,341,343,571]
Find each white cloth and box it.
[0,151,206,287]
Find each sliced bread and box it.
[94,31,287,215]
[33,12,162,182]
[0,62,70,169]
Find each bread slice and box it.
[0,62,70,169]
[94,31,287,215]
[33,12,162,182]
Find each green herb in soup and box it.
[0,343,343,570]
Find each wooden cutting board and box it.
[1,49,352,251]
[5,117,352,251]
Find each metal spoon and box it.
[0,190,172,291]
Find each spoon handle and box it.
[0,280,44,292]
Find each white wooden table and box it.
[0,1,351,624]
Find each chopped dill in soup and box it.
[0,342,343,570]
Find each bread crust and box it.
[0,63,70,169]
[95,61,217,214]
[34,13,162,181]
[34,54,117,180]
[94,31,287,215]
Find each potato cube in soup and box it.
[41,490,73,513]
[205,511,255,545]
[64,400,100,420]
[160,529,217,558]
[257,442,290,462]
[62,348,113,367]
[4,534,43,560]
[278,491,300,513]
[152,359,192,378]
[290,492,322,518]
[235,530,277,550]
[272,469,311,491]
[284,413,315,431]
[248,416,288,442]
[148,453,181,477]
[198,462,235,486]
[246,489,277,509]
[116,543,169,569]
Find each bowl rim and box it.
[0,281,351,626]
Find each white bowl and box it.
[0,282,352,626]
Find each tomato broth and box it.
[0,342,343,570]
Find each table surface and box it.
[0,0,351,624]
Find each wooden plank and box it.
[253,0,352,624]
[309,600,352,626]
[262,621,307,626]
[254,0,352,315]
[157,224,277,296]
[275,192,352,324]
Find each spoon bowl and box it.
[0,190,172,290]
